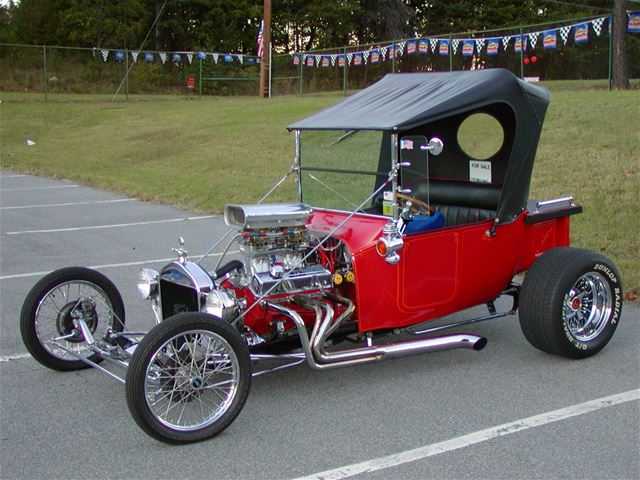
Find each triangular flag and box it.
[331,54,337,66]
[502,36,511,50]
[452,39,460,54]
[346,53,354,63]
[315,55,321,67]
[187,53,193,64]
[237,54,244,64]
[101,49,109,61]
[429,38,438,51]
[528,32,539,49]
[363,50,370,62]
[592,17,605,36]
[131,51,139,62]
[397,41,406,55]
[159,52,167,64]
[212,53,219,63]
[476,38,485,52]
[380,46,388,59]
[559,25,571,44]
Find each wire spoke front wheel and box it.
[126,313,251,444]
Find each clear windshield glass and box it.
[299,130,387,213]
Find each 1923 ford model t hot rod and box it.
[21,69,623,444]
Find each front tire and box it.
[125,313,251,444]
[519,247,623,359]
[20,267,125,370]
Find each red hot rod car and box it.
[20,69,623,443]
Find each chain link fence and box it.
[0,43,260,100]
[273,15,640,96]
[1,14,638,100]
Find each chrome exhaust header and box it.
[266,296,486,371]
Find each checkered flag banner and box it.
[452,39,460,54]
[347,53,353,64]
[429,38,438,51]
[186,53,193,64]
[315,55,321,67]
[397,41,406,55]
[502,36,511,50]
[559,25,571,44]
[476,38,485,52]
[380,46,388,59]
[236,54,243,64]
[131,51,139,62]
[159,52,167,64]
[101,49,109,61]
[212,53,219,63]
[331,54,337,66]
[592,17,605,36]
[363,50,370,62]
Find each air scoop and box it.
[224,203,313,230]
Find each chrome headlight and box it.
[136,268,159,300]
[204,289,237,321]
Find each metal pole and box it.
[43,44,48,103]
[268,41,272,98]
[449,35,453,71]
[391,133,399,220]
[608,14,613,91]
[125,48,129,101]
[295,130,302,202]
[519,26,524,79]
[343,47,347,96]
[199,57,203,97]
[300,55,304,96]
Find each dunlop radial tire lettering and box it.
[519,247,622,359]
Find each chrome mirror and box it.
[421,137,444,156]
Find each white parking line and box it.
[0,174,28,178]
[1,184,78,192]
[292,389,640,480]
[5,215,216,235]
[0,198,135,210]
[0,353,32,363]
[0,250,239,280]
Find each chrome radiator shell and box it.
[224,203,313,230]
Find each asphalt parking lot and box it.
[1,171,638,480]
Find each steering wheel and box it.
[397,192,434,215]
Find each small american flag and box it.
[257,20,264,59]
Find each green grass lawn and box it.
[1,86,638,294]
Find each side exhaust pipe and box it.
[266,299,486,371]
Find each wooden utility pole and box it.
[259,0,272,98]
[612,0,630,89]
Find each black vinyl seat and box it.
[411,180,501,227]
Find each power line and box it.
[111,0,169,102]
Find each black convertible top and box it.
[290,69,551,226]
[288,69,549,132]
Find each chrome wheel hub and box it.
[564,272,612,342]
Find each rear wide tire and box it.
[519,247,623,359]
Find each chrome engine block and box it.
[224,203,332,296]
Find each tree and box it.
[612,0,630,89]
